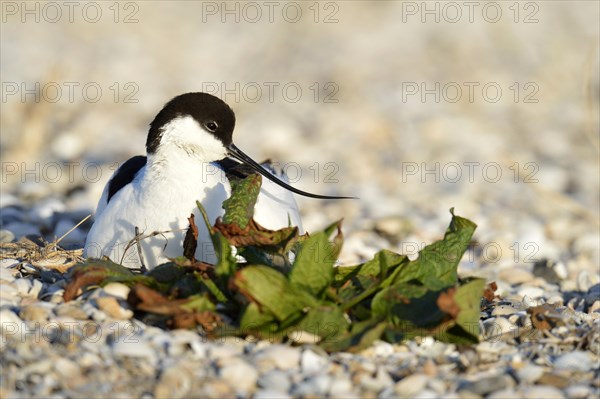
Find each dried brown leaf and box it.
[183,214,199,261]
[483,281,498,302]
[437,287,460,318]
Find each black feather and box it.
[107,156,147,202]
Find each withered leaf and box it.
[437,287,460,318]
[214,218,298,249]
[183,214,199,261]
[483,281,498,302]
[527,303,563,330]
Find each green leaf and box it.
[372,283,447,327]
[320,319,387,353]
[222,174,262,229]
[438,278,485,344]
[334,250,409,311]
[294,306,349,343]
[290,232,335,297]
[180,294,216,312]
[390,209,476,290]
[213,231,237,280]
[234,265,317,322]
[238,302,284,341]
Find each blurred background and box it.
[1,1,598,271]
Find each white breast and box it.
[84,160,302,269]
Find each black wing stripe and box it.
[107,156,147,203]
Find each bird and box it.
[84,92,353,269]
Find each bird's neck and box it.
[144,146,217,185]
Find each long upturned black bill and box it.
[227,144,357,200]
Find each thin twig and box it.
[54,214,92,246]
[134,226,147,273]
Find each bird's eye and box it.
[205,121,218,132]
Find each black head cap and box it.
[146,92,236,154]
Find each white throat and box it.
[151,116,227,163]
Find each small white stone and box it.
[492,305,520,316]
[517,363,544,383]
[358,366,393,393]
[522,386,564,399]
[300,348,329,374]
[483,317,517,341]
[394,374,428,397]
[254,344,301,371]
[0,267,15,283]
[102,282,131,300]
[553,262,568,280]
[29,279,43,298]
[0,282,18,299]
[219,359,258,393]
[53,357,82,379]
[2,228,23,244]
[254,389,292,399]
[498,267,534,285]
[0,258,19,269]
[96,296,133,319]
[488,388,521,399]
[294,374,332,396]
[329,376,354,397]
[155,365,192,399]
[413,389,442,399]
[517,286,545,299]
[112,338,155,360]
[209,343,244,359]
[11,278,33,296]
[564,385,593,399]
[372,340,395,356]
[554,351,592,372]
[257,370,291,392]
[19,303,53,322]
[577,271,593,292]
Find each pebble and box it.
[488,388,522,399]
[112,337,155,360]
[564,384,593,399]
[465,375,513,396]
[577,271,594,293]
[19,303,53,322]
[300,347,329,374]
[0,230,15,243]
[498,268,534,285]
[358,366,394,393]
[483,317,517,341]
[517,286,546,299]
[101,283,131,300]
[154,365,192,399]
[516,363,544,383]
[96,296,133,319]
[522,386,564,399]
[394,373,428,397]
[492,304,520,316]
[329,375,355,397]
[253,344,301,371]
[258,370,291,392]
[219,359,259,393]
[55,304,89,320]
[254,389,292,399]
[553,351,593,372]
